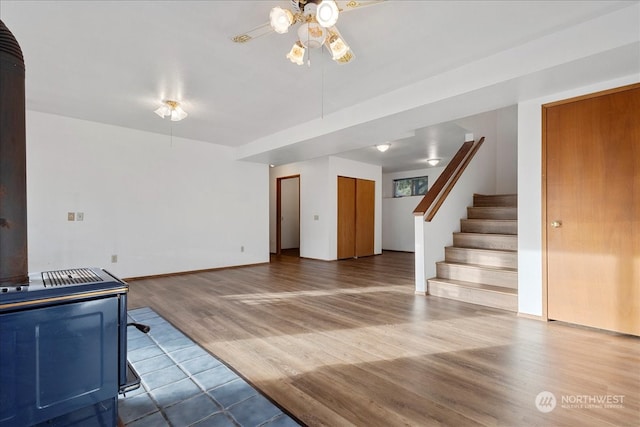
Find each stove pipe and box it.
[0,19,28,285]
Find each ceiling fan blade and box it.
[336,0,386,13]
[289,0,302,13]
[231,22,274,44]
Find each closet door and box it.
[337,176,375,259]
[355,179,375,257]
[337,177,356,259]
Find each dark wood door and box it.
[544,84,639,336]
[337,176,356,259]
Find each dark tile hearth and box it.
[119,307,300,427]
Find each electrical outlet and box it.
[67,212,75,221]
[111,254,118,263]
[76,212,84,221]
[314,215,319,221]
[240,246,245,253]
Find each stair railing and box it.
[413,137,485,221]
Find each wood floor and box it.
[127,252,639,427]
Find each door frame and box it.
[276,175,300,255]
[541,82,640,321]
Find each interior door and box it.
[355,178,375,257]
[280,176,300,251]
[545,84,639,336]
[337,176,356,259]
[276,175,300,255]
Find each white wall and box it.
[381,167,444,252]
[281,177,300,249]
[26,111,269,278]
[496,106,518,194]
[516,75,639,317]
[269,158,331,259]
[270,156,382,260]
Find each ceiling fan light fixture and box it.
[269,7,294,34]
[154,104,171,118]
[297,21,327,49]
[334,49,354,64]
[316,0,339,28]
[170,106,188,121]
[155,100,188,122]
[376,144,390,152]
[327,34,349,61]
[286,41,306,65]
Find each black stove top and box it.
[0,267,127,312]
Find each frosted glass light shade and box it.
[270,7,294,34]
[297,22,326,49]
[154,104,171,118]
[328,35,349,60]
[170,106,188,121]
[316,1,339,28]
[286,41,306,65]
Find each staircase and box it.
[427,194,518,311]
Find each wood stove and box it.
[0,268,140,426]
[0,20,141,427]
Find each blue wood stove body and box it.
[0,268,132,426]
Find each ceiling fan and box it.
[231,0,385,66]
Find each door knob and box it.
[550,220,562,228]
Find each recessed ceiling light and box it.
[376,144,390,152]
[427,158,440,166]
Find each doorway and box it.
[276,175,300,256]
[543,83,639,336]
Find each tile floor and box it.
[119,307,300,427]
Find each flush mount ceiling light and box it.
[427,158,441,166]
[154,100,188,122]
[376,143,390,152]
[231,1,385,66]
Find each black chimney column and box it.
[0,19,28,285]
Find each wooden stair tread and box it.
[428,277,518,295]
[436,261,517,273]
[453,231,518,237]
[446,246,516,254]
[460,219,518,235]
[462,219,517,223]
[454,232,517,238]
[473,194,517,208]
[467,206,517,220]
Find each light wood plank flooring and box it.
[127,252,639,426]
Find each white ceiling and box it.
[2,1,638,172]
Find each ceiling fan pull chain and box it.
[307,31,311,67]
